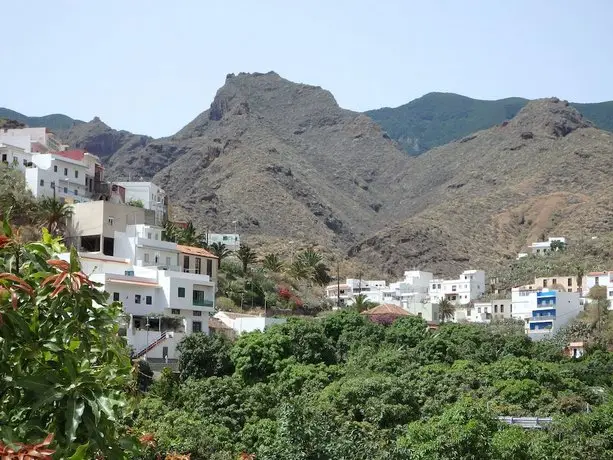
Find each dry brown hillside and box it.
[349,98,613,276]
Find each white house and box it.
[454,299,513,323]
[116,182,167,226]
[325,278,387,307]
[585,271,613,306]
[207,233,241,251]
[0,126,62,153]
[429,270,486,305]
[62,240,216,361]
[214,311,286,335]
[510,288,581,340]
[529,237,566,255]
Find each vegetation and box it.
[37,196,74,236]
[162,220,206,247]
[127,198,144,208]
[366,93,613,155]
[133,311,613,458]
[0,219,135,458]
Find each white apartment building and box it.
[116,182,167,226]
[207,233,241,251]
[325,278,387,307]
[529,237,566,255]
[0,126,62,153]
[429,270,486,305]
[585,271,613,306]
[455,299,512,323]
[510,288,581,340]
[63,240,216,361]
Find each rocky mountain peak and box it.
[508,97,592,137]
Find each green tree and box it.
[0,222,134,458]
[177,333,234,380]
[237,243,258,274]
[37,196,73,237]
[162,219,178,242]
[550,240,566,252]
[127,198,144,208]
[351,294,377,312]
[178,221,205,247]
[438,298,456,323]
[210,242,232,269]
[262,253,284,272]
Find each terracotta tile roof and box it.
[361,304,410,316]
[55,149,86,161]
[177,244,218,258]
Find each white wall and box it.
[233,317,287,334]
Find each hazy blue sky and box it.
[3,0,612,137]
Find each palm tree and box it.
[37,197,73,236]
[236,243,257,274]
[178,221,205,247]
[576,265,585,297]
[263,253,284,272]
[438,298,456,323]
[162,220,178,242]
[352,294,376,312]
[288,259,312,281]
[297,248,323,268]
[209,242,231,269]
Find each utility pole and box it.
[337,260,340,308]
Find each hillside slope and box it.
[367,93,613,155]
[0,107,82,131]
[350,98,613,276]
[105,71,413,246]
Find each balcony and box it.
[530,315,556,322]
[193,299,214,307]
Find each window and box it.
[500,305,504,313]
[494,305,498,313]
[183,255,190,272]
[193,321,202,332]
[417,312,422,317]
[146,295,152,305]
[144,253,150,263]
[154,233,159,240]
[1,154,6,162]
[135,294,141,304]
[53,165,57,172]
[64,168,68,176]
[75,170,78,178]
[63,187,67,193]
[108,217,114,226]
[568,288,573,292]
[568,278,573,287]
[193,310,202,316]
[165,256,171,267]
[206,259,213,276]
[543,280,548,287]
[193,290,205,305]
[171,308,181,315]
[452,285,457,292]
[178,287,185,298]
[39,179,44,187]
[113,292,120,301]
[195,258,202,274]
[552,279,557,285]
[74,189,78,196]
[477,307,481,313]
[147,232,152,239]
[467,309,471,316]
[595,277,600,285]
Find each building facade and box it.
[116,182,168,226]
[207,233,241,251]
[429,270,486,305]
[529,237,566,255]
[455,299,513,323]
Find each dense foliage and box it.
[133,312,613,459]
[0,220,135,458]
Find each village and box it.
[1,124,600,368]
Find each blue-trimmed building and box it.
[524,289,581,340]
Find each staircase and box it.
[134,332,169,359]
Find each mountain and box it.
[0,108,82,132]
[60,117,151,163]
[105,71,413,246]
[0,108,150,163]
[350,97,613,276]
[366,93,613,155]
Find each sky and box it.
[3,0,613,137]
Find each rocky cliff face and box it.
[106,72,413,246]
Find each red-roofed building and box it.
[55,149,86,162]
[177,244,218,282]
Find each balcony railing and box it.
[193,299,214,307]
[530,316,556,322]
